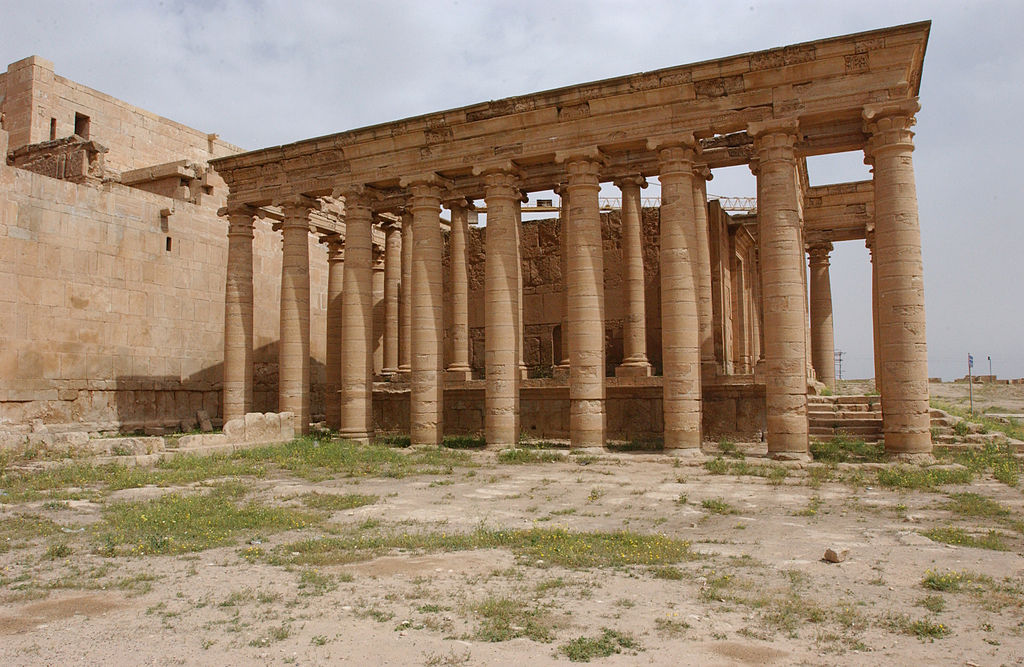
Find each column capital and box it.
[278,193,320,215]
[481,170,521,197]
[647,133,699,153]
[222,204,256,237]
[612,174,648,190]
[554,145,608,167]
[373,243,386,268]
[863,98,920,158]
[321,233,345,262]
[336,185,382,212]
[399,172,453,191]
[748,118,799,166]
[471,160,519,178]
[377,213,402,232]
[693,165,713,182]
[443,196,475,211]
[807,242,834,263]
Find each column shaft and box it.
[382,222,401,374]
[563,157,606,448]
[615,176,651,377]
[223,209,254,423]
[409,184,445,446]
[654,141,702,450]
[865,100,931,454]
[279,202,312,434]
[515,199,528,379]
[372,246,385,375]
[749,120,808,456]
[484,173,521,447]
[446,202,472,379]
[868,237,883,393]
[338,195,374,441]
[398,212,413,373]
[324,237,344,429]
[692,171,716,378]
[808,243,836,391]
[555,186,571,371]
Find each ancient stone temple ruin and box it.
[209,21,932,458]
[0,22,932,459]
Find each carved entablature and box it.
[209,22,930,208]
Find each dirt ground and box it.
[2,428,1023,667]
[837,379,1024,416]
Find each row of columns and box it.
[221,101,930,456]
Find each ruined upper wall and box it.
[1,56,244,173]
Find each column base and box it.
[445,368,473,381]
[615,362,652,378]
[381,367,399,376]
[665,447,705,460]
[519,366,529,380]
[336,429,372,444]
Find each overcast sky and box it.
[3,0,1021,381]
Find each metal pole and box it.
[988,356,992,378]
[968,353,974,415]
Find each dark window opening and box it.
[165,236,172,252]
[74,113,90,139]
[49,118,57,140]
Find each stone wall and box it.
[372,379,765,442]
[0,161,329,432]
[2,56,243,172]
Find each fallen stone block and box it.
[223,417,246,443]
[823,548,849,563]
[176,433,227,449]
[197,410,213,433]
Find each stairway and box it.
[809,395,1018,447]
[808,395,883,442]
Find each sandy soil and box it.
[2,442,1023,666]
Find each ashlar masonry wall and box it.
[0,161,329,433]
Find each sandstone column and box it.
[481,170,522,447]
[372,243,385,375]
[748,119,808,457]
[808,242,836,391]
[864,99,931,454]
[614,175,651,377]
[337,190,375,441]
[515,196,529,379]
[445,198,473,380]
[398,211,413,375]
[866,231,883,393]
[650,137,702,450]
[222,205,255,424]
[278,197,314,434]
[557,149,606,449]
[403,179,445,446]
[323,235,344,429]
[692,167,716,379]
[554,184,571,375]
[381,219,401,375]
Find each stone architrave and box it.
[748,119,808,457]
[864,99,931,455]
[381,219,401,375]
[808,242,836,391]
[691,167,716,379]
[445,198,473,380]
[402,178,446,446]
[323,235,344,429]
[222,205,255,424]
[614,174,651,377]
[556,149,606,449]
[480,169,522,447]
[278,197,315,435]
[338,190,375,442]
[398,211,413,375]
[650,137,702,450]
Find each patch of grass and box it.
[650,566,686,580]
[717,439,744,459]
[442,435,487,449]
[270,526,697,569]
[607,438,662,453]
[373,434,411,447]
[654,617,690,637]
[701,498,737,515]
[876,466,972,490]
[882,612,950,640]
[43,543,73,560]
[586,487,605,502]
[558,628,639,661]
[95,485,315,555]
[810,436,885,463]
[0,514,62,552]
[298,569,338,595]
[298,492,377,512]
[916,595,945,613]
[921,526,1010,551]
[704,457,788,484]
[944,492,1010,518]
[471,596,555,642]
[936,442,1020,487]
[920,569,996,593]
[794,497,824,517]
[497,448,566,464]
